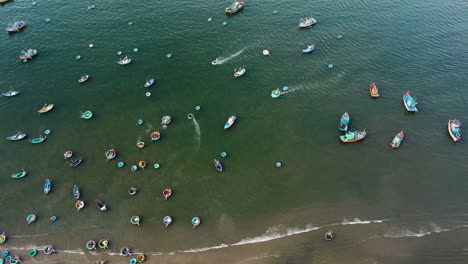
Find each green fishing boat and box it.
[80,111,93,119]
[28,249,37,257]
[29,136,46,144]
[11,169,27,179]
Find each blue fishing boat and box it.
[5,21,25,33]
[390,131,404,148]
[448,119,461,142]
[224,115,236,130]
[403,91,418,112]
[302,45,315,53]
[339,112,350,131]
[340,130,367,143]
[44,179,51,194]
[29,136,46,143]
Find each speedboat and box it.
[233,67,246,78]
[19,49,37,60]
[448,119,461,142]
[211,58,222,65]
[5,21,26,32]
[225,1,244,14]
[299,17,317,28]
[117,56,131,65]
[340,130,367,143]
[302,45,315,53]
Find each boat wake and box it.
[212,48,246,65]
[375,223,467,239]
[191,118,201,150]
[181,244,228,253]
[11,233,49,238]
[338,218,387,225]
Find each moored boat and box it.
[28,249,37,256]
[0,233,7,244]
[80,111,93,119]
[27,214,36,224]
[0,0,12,4]
[68,156,83,167]
[340,130,367,143]
[44,246,55,255]
[390,130,404,148]
[271,88,281,98]
[233,67,246,78]
[150,131,161,141]
[161,115,172,125]
[403,91,418,112]
[214,159,223,172]
[262,49,270,56]
[95,200,107,212]
[29,136,46,143]
[2,89,20,97]
[131,216,140,226]
[163,216,172,228]
[369,82,380,97]
[144,78,154,88]
[302,44,315,53]
[225,1,244,14]
[128,186,138,195]
[76,200,85,211]
[120,247,130,256]
[5,21,26,32]
[86,240,96,250]
[137,141,145,148]
[448,119,461,142]
[163,188,172,200]
[6,132,26,141]
[78,74,89,83]
[105,149,116,160]
[44,179,51,194]
[136,254,145,263]
[11,169,27,179]
[64,151,73,159]
[98,239,109,249]
[117,56,131,65]
[324,231,334,241]
[224,115,236,130]
[339,112,350,131]
[298,17,317,28]
[19,49,37,60]
[73,185,80,199]
[37,104,54,114]
[192,217,201,229]
[138,161,146,169]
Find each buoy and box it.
[44,129,51,135]
[89,44,94,48]
[222,21,227,26]
[45,18,51,22]
[195,106,201,111]
[273,10,278,14]
[337,34,343,39]
[154,163,160,169]
[328,64,334,69]
[76,55,81,60]
[128,21,133,25]
[133,48,138,52]
[137,119,144,125]
[221,152,227,157]
[276,162,282,167]
[166,53,172,58]
[208,18,212,22]
[117,51,122,55]
[118,162,124,168]
[22,59,28,63]
[146,92,151,97]
[282,86,289,91]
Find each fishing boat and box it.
[128,186,138,195]
[98,239,109,249]
[0,233,6,245]
[163,216,172,228]
[161,115,172,125]
[137,142,145,148]
[86,240,96,250]
[224,115,236,130]
[95,200,107,212]
[298,17,317,28]
[68,156,83,167]
[262,49,270,56]
[403,91,418,112]
[150,131,161,141]
[6,132,26,141]
[19,49,37,60]
[214,159,223,172]
[187,113,195,119]
[271,88,281,98]
[339,112,350,131]
[50,216,57,222]
[131,165,138,171]
[211,58,222,65]
[448,119,461,142]
[192,217,201,229]
[324,231,334,241]
[96,261,106,264]
[225,1,244,14]
[29,249,37,257]
[117,56,131,65]
[37,104,54,114]
[105,149,116,160]
[0,0,11,3]
[138,161,146,169]
[44,179,51,194]
[120,248,130,256]
[233,67,246,78]
[64,151,73,159]
[76,200,85,211]
[78,74,89,83]
[131,216,140,226]
[2,89,20,97]
[73,185,80,199]
[302,44,315,53]
[11,169,27,179]
[130,258,138,264]
[390,131,404,148]
[44,246,55,255]
[5,21,26,32]
[144,78,155,88]
[29,136,46,143]
[340,130,367,143]
[369,82,380,97]
[80,111,93,119]
[136,254,145,263]
[163,188,172,200]
[27,214,36,224]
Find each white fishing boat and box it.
[233,67,246,78]
[299,17,317,28]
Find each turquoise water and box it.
[1,0,468,263]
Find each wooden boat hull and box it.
[131,216,140,225]
[340,131,367,143]
[81,111,93,119]
[271,89,281,98]
[38,104,54,113]
[98,240,109,249]
[192,217,201,228]
[86,240,96,250]
[105,149,116,160]
[29,136,46,143]
[68,157,83,167]
[448,119,461,142]
[76,200,85,211]
[163,216,172,228]
[150,131,161,140]
[225,1,244,14]
[161,115,172,125]
[302,45,315,53]
[163,188,172,200]
[27,214,36,224]
[369,83,380,97]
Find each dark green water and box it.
[1,0,468,263]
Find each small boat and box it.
[144,78,154,88]
[6,132,26,141]
[86,240,96,250]
[98,239,109,249]
[5,21,26,32]
[224,115,236,130]
[131,216,140,226]
[298,17,317,28]
[163,216,172,228]
[369,82,380,97]
[64,151,73,159]
[136,254,145,262]
[340,130,367,143]
[339,112,350,131]
[448,119,461,142]
[49,216,57,222]
[131,165,138,171]
[211,58,222,65]
[130,258,138,264]
[262,50,270,56]
[95,200,107,212]
[19,49,38,60]
[44,246,56,255]
[192,217,201,229]
[214,159,223,172]
[120,248,130,256]
[128,186,138,195]
[29,136,46,144]
[2,89,20,97]
[390,130,404,148]
[73,185,80,199]
[233,67,246,78]
[0,0,11,3]
[37,104,54,114]
[11,169,27,179]
[163,188,172,200]
[44,179,51,194]
[324,231,334,241]
[138,161,146,169]
[80,111,93,119]
[403,91,418,112]
[27,214,36,224]
[117,56,132,65]
[150,131,161,141]
[302,44,315,53]
[10,255,21,263]
[225,1,244,14]
[271,88,281,98]
[105,149,116,160]
[76,200,85,211]
[137,142,145,148]
[68,156,83,167]
[187,113,195,119]
[0,233,6,244]
[78,74,89,83]
[96,261,106,264]
[161,115,172,125]
[28,249,37,256]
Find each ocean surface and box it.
[1,0,468,263]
